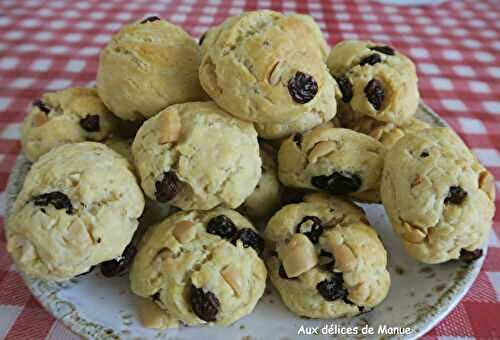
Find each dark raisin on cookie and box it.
[287,71,318,104]
[140,16,161,24]
[335,75,353,103]
[296,216,324,244]
[33,191,74,214]
[445,186,467,205]
[80,114,100,132]
[420,151,429,158]
[199,33,206,45]
[232,228,264,255]
[293,133,303,147]
[100,244,137,277]
[369,45,395,56]
[364,79,385,110]
[311,171,362,195]
[360,53,382,66]
[190,285,220,322]
[155,171,179,202]
[459,248,483,262]
[33,99,50,114]
[207,215,237,240]
[151,292,161,302]
[316,272,349,301]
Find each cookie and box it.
[327,40,419,125]
[6,142,145,281]
[265,193,390,318]
[381,128,495,264]
[199,10,337,124]
[278,126,386,203]
[130,209,267,329]
[97,17,206,121]
[338,108,431,148]
[21,88,117,162]
[132,102,261,210]
[241,146,282,221]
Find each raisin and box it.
[140,16,160,24]
[152,292,161,302]
[199,33,206,46]
[293,133,303,147]
[155,171,179,202]
[296,216,323,243]
[207,215,237,240]
[232,228,264,255]
[190,285,220,322]
[80,114,100,132]
[33,191,74,214]
[287,71,318,104]
[364,79,385,110]
[336,76,353,103]
[445,186,467,205]
[100,245,137,277]
[311,171,362,195]
[420,151,429,158]
[459,248,483,262]
[316,272,348,301]
[33,99,50,114]
[370,45,395,55]
[360,53,382,66]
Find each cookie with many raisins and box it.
[381,128,495,264]
[327,40,419,125]
[264,193,390,319]
[130,208,267,329]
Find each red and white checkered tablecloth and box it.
[0,0,499,339]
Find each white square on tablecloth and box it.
[0,305,23,339]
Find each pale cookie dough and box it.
[132,101,261,210]
[21,88,117,162]
[97,16,206,121]
[130,209,267,329]
[199,10,337,124]
[278,126,386,203]
[381,128,495,264]
[7,142,145,281]
[338,108,430,148]
[265,193,390,318]
[241,146,282,221]
[200,12,329,61]
[327,40,419,125]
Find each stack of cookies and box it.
[6,10,495,330]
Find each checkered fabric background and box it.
[0,0,499,339]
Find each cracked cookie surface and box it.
[327,40,419,125]
[7,142,145,281]
[130,208,267,329]
[97,18,206,121]
[264,193,390,318]
[21,88,117,162]
[199,10,337,126]
[132,101,261,210]
[278,126,386,203]
[381,128,495,263]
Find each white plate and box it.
[5,102,485,340]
